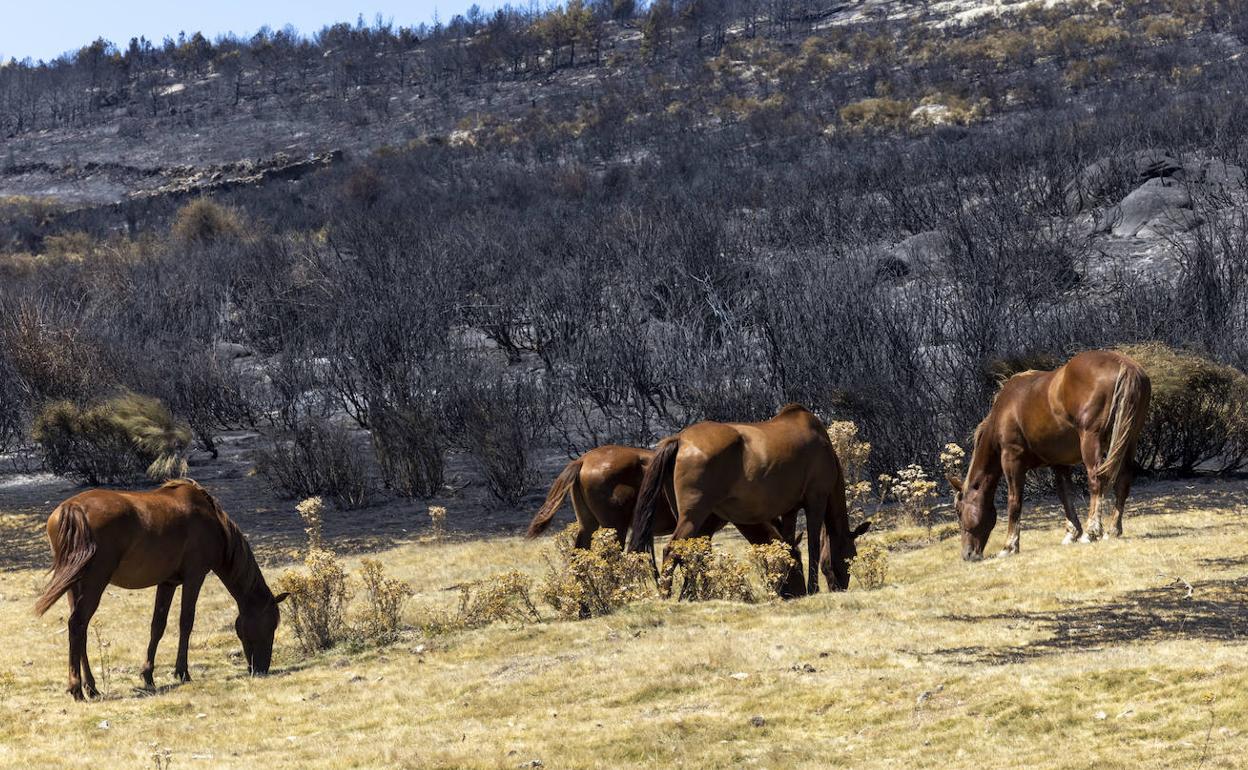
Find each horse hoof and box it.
[1061,532,1079,545]
[996,549,1017,559]
[175,671,192,683]
[68,687,85,701]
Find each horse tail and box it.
[1098,362,1151,485]
[628,438,679,553]
[527,457,583,538]
[35,503,97,616]
[819,451,850,584]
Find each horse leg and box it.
[1079,433,1106,542]
[1054,467,1083,545]
[1107,463,1134,538]
[803,495,827,595]
[779,512,805,599]
[998,458,1025,557]
[659,514,705,599]
[141,582,177,689]
[174,572,206,683]
[569,476,602,550]
[66,582,103,700]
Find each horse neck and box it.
[965,420,1003,496]
[217,520,273,611]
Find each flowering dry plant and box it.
[827,420,873,516]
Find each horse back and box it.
[1052,350,1138,432]
[50,482,224,590]
[677,409,833,513]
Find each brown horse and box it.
[949,350,1151,561]
[35,479,287,700]
[527,445,681,548]
[628,404,869,594]
[527,445,807,596]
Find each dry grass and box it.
[2,481,1247,768]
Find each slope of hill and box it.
[3,0,1248,516]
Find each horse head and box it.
[948,474,996,561]
[827,520,872,590]
[235,591,288,675]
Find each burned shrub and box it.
[257,420,371,509]
[444,370,553,506]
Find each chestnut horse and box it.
[527,445,685,548]
[527,445,807,596]
[628,404,869,594]
[35,479,287,699]
[949,350,1151,561]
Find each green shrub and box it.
[32,392,190,484]
[1119,343,1248,474]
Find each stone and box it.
[1108,178,1197,238]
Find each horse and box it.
[527,444,808,597]
[627,404,870,595]
[34,479,287,700]
[948,349,1151,561]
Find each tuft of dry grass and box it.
[3,480,1248,768]
[31,391,191,484]
[538,525,654,619]
[849,539,889,589]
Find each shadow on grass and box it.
[935,577,1248,665]
[0,510,54,571]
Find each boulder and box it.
[1066,149,1184,214]
[874,230,950,278]
[1192,159,1246,190]
[1107,178,1199,238]
[213,341,254,360]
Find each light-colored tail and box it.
[35,503,96,616]
[1097,362,1151,484]
[526,458,583,538]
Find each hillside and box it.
[1,2,1247,538]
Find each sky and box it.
[0,0,514,62]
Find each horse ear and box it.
[852,521,871,538]
[947,473,963,492]
[274,592,290,605]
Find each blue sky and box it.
[0,0,514,62]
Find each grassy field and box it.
[1,480,1246,769]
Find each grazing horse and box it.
[949,350,1151,561]
[35,479,287,699]
[527,445,807,596]
[527,445,684,548]
[628,404,870,594]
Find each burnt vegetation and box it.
[3,0,1248,507]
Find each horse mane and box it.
[185,481,270,604]
[775,403,809,417]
